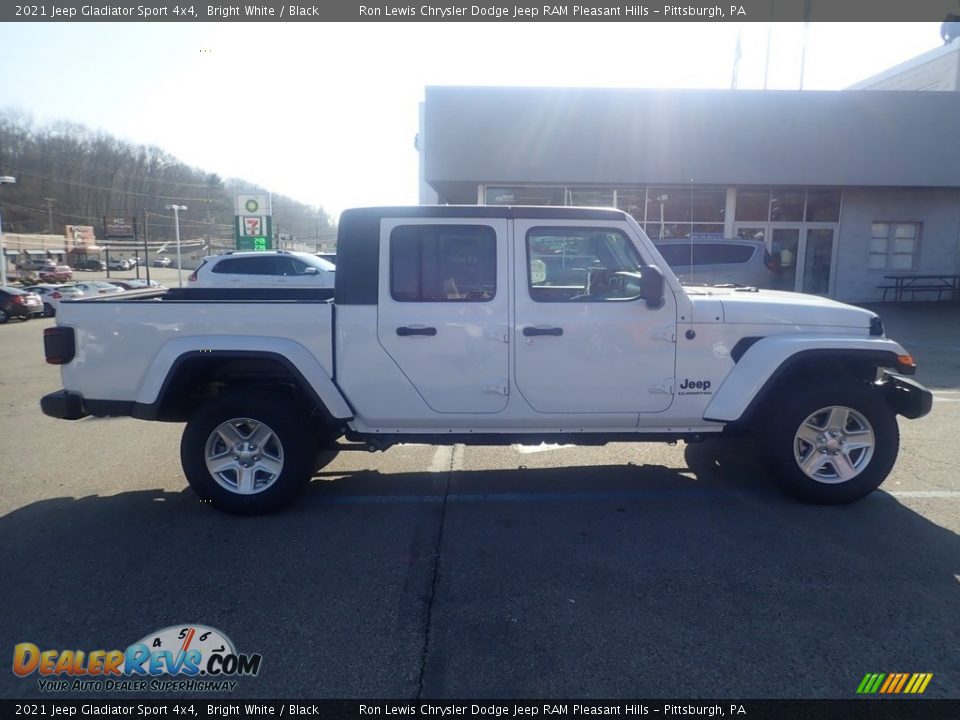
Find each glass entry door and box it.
[771,228,800,291]
[801,229,834,295]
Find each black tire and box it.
[43,303,55,317]
[20,314,30,321]
[763,382,899,504]
[180,388,317,514]
[0,310,7,324]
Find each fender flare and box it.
[132,336,353,420]
[703,335,910,423]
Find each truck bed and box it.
[56,290,336,405]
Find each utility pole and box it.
[44,197,56,235]
[165,204,187,287]
[142,208,151,283]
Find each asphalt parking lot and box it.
[1,302,958,700]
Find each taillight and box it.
[188,270,198,281]
[44,327,76,365]
[13,295,24,304]
[52,292,61,299]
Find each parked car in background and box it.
[189,250,336,289]
[38,265,73,283]
[74,259,106,271]
[152,257,172,267]
[0,286,44,322]
[653,238,779,289]
[73,281,125,295]
[124,279,165,289]
[23,283,84,316]
[107,258,132,271]
[108,279,165,291]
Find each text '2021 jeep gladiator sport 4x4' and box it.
[40,206,932,514]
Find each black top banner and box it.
[2,700,960,720]
[3,0,960,22]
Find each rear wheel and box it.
[43,303,55,317]
[0,309,7,324]
[763,382,899,504]
[181,389,317,514]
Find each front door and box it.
[800,228,835,295]
[513,220,677,414]
[376,218,510,414]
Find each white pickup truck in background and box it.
[41,206,932,514]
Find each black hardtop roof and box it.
[340,205,629,223]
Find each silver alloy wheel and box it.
[204,417,284,495]
[793,405,875,484]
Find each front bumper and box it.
[882,372,933,420]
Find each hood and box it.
[687,287,877,330]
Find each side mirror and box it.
[304,267,319,275]
[640,265,665,309]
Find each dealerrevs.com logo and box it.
[13,624,262,693]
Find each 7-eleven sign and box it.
[240,216,264,236]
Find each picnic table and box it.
[879,274,960,302]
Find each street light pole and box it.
[0,175,17,286]
[164,204,187,287]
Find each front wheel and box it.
[763,382,899,504]
[180,389,316,514]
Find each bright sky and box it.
[0,22,947,219]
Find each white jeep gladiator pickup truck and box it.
[40,206,932,514]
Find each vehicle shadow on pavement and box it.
[0,454,958,699]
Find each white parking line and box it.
[886,491,960,498]
[514,443,575,454]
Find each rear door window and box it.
[390,225,497,302]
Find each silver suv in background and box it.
[653,238,779,289]
[189,251,336,288]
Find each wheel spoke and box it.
[216,423,244,448]
[208,457,238,475]
[826,407,849,431]
[256,456,283,476]
[796,424,822,446]
[832,452,858,481]
[800,450,830,477]
[236,465,257,494]
[249,422,275,451]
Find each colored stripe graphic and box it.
[858,672,933,694]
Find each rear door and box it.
[514,220,677,414]
[376,218,510,414]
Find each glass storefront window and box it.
[614,189,646,222]
[646,188,691,224]
[806,189,841,222]
[568,189,615,207]
[770,189,805,221]
[735,189,770,221]
[692,189,726,222]
[484,186,565,205]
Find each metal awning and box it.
[25,249,48,256]
[3,248,18,256]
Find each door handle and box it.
[396,326,437,337]
[522,326,563,337]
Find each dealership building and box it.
[417,43,960,302]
